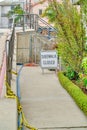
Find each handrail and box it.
[6,25,15,93]
[37,15,58,33]
[13,14,58,35]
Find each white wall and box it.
[0,6,11,27]
[1,6,11,14]
[1,17,9,28]
[32,1,48,15]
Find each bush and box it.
[81,57,87,74]
[64,66,79,80]
[64,66,75,80]
[58,72,87,116]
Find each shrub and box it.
[58,72,87,116]
[64,66,75,80]
[64,66,79,80]
[83,76,87,89]
[78,73,87,90]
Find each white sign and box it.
[40,50,58,69]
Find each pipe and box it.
[16,64,24,130]
[17,65,23,100]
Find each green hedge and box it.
[58,72,87,116]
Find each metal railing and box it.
[14,14,58,38]
[6,26,15,90]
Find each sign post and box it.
[40,50,58,73]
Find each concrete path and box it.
[19,66,87,130]
[0,98,17,130]
[0,29,17,130]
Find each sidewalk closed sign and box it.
[40,50,58,69]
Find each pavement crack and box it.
[38,126,87,129]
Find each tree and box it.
[7,4,25,23]
[77,0,87,18]
[80,0,87,47]
[42,0,86,74]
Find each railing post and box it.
[6,40,11,91]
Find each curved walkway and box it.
[19,66,87,130]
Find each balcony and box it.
[71,0,80,4]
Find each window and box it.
[39,9,42,15]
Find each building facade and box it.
[0,1,18,28]
[71,0,79,4]
[0,0,80,28]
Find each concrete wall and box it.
[16,31,31,63]
[16,30,55,64]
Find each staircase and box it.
[15,14,58,39]
[28,14,58,39]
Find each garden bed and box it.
[71,80,87,95]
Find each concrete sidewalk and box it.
[20,66,87,130]
[0,98,17,130]
[0,28,17,130]
[0,69,17,130]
